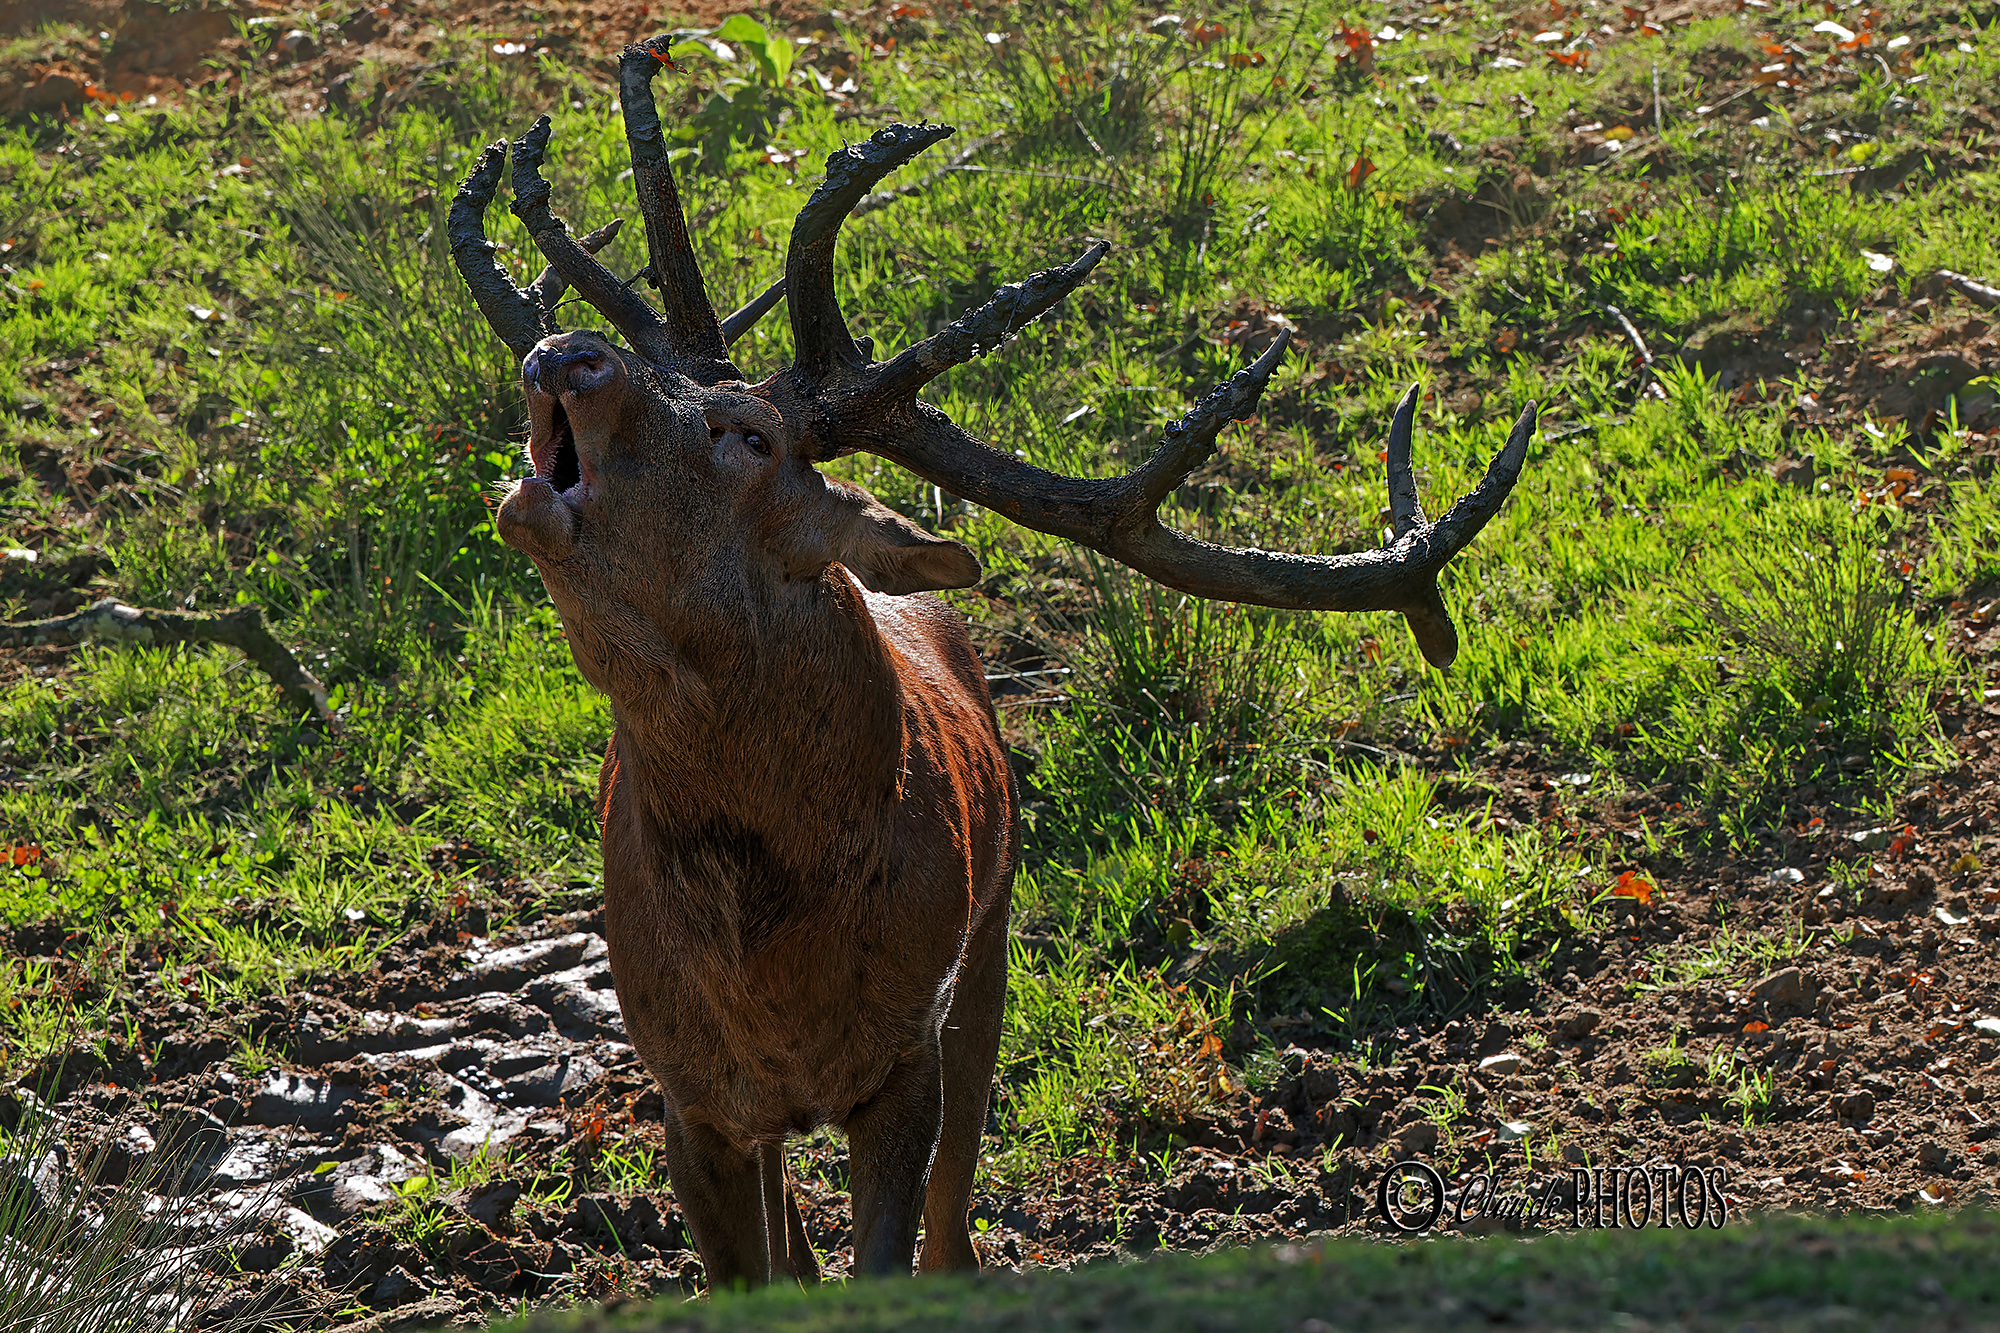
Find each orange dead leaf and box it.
[1612,870,1654,904]
[1743,1020,1770,1033]
[1197,1033,1224,1059]
[1345,154,1376,190]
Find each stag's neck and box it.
[603,570,907,857]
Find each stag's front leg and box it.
[659,1107,777,1289]
[843,1038,945,1276]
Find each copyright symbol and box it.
[1376,1160,1445,1233]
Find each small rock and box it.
[1392,1122,1439,1157]
[1750,967,1807,1005]
[1832,1089,1876,1121]
[371,1266,425,1304]
[280,1207,340,1255]
[22,73,85,115]
[1478,1052,1526,1077]
[1555,1009,1602,1040]
[330,1175,400,1217]
[1917,1140,1950,1169]
[1561,1141,1589,1164]
[456,1178,523,1230]
[1771,454,1817,488]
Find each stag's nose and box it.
[526,343,617,399]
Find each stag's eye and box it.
[745,432,769,456]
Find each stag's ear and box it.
[821,479,980,595]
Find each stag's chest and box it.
[599,819,958,1145]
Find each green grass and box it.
[2,0,1996,1179]
[493,1210,2000,1332]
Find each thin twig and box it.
[1602,304,1656,394]
[0,599,332,721]
[1937,269,2000,309]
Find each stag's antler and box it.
[448,44,1537,667]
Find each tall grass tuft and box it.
[0,1084,283,1331]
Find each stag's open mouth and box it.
[529,400,583,496]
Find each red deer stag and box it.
[445,36,1534,1291]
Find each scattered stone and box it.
[371,1266,425,1304]
[1555,1009,1602,1040]
[1771,454,1817,488]
[1833,1089,1876,1121]
[1496,1121,1534,1142]
[455,1178,523,1231]
[1750,968,1807,1006]
[1392,1122,1438,1157]
[1478,1052,1525,1077]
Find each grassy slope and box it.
[496,1211,2000,1332]
[0,0,1997,1182]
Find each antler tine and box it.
[825,339,1536,669]
[448,140,547,361]
[720,274,787,346]
[852,241,1111,410]
[619,40,732,367]
[1433,401,1537,556]
[509,115,679,367]
[526,216,624,327]
[787,123,956,383]
[1384,383,1425,540]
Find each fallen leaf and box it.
[1952,852,1982,874]
[1602,124,1636,141]
[1612,870,1655,905]
[1495,329,1519,353]
[1197,1033,1224,1059]
[1743,1020,1770,1033]
[1345,155,1376,190]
